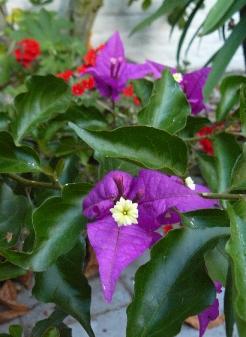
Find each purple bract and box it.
[85,32,152,101]
[198,281,222,337]
[83,169,217,302]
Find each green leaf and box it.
[138,70,190,133]
[31,309,67,337]
[197,151,218,192]
[201,0,246,35]
[216,75,246,121]
[130,0,191,35]
[95,153,140,178]
[57,105,107,131]
[0,261,26,281]
[204,16,246,99]
[127,227,229,337]
[0,113,10,131]
[240,84,246,136]
[181,209,230,229]
[0,183,29,248]
[133,79,153,107]
[69,123,188,176]
[201,0,234,35]
[213,133,241,192]
[0,183,91,271]
[0,132,40,173]
[205,241,228,286]
[9,326,23,337]
[43,328,59,337]
[226,200,246,328]
[231,143,246,190]
[33,241,94,337]
[178,116,209,138]
[224,266,235,337]
[12,76,71,142]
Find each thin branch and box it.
[200,192,246,200]
[6,174,62,190]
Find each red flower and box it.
[123,83,134,97]
[84,48,97,67]
[71,77,95,96]
[162,225,173,234]
[14,38,41,68]
[83,44,105,68]
[72,81,86,96]
[76,64,87,75]
[84,76,95,90]
[56,70,73,82]
[133,96,141,106]
[196,124,223,156]
[122,83,141,106]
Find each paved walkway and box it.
[0,254,239,337]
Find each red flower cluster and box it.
[71,76,95,96]
[56,44,104,96]
[14,38,41,68]
[122,83,141,106]
[196,126,215,156]
[196,123,224,156]
[56,70,73,82]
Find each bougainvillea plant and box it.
[0,3,246,337]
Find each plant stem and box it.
[200,192,246,200]
[6,174,62,190]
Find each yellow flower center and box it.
[110,197,138,227]
[173,72,183,83]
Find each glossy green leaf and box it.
[231,143,246,190]
[138,70,190,133]
[224,266,235,337]
[0,132,40,173]
[213,133,241,192]
[0,183,29,248]
[0,183,91,271]
[57,105,107,131]
[216,75,246,121]
[204,17,246,99]
[205,241,228,286]
[95,152,140,178]
[133,79,153,107]
[127,227,229,337]
[197,151,218,192]
[69,123,188,176]
[181,209,229,229]
[31,309,67,337]
[226,200,246,327]
[240,84,246,136]
[12,76,71,142]
[130,0,191,35]
[0,261,26,281]
[33,241,94,337]
[201,0,234,35]
[178,116,209,138]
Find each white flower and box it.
[185,177,196,190]
[110,197,138,227]
[173,72,183,83]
